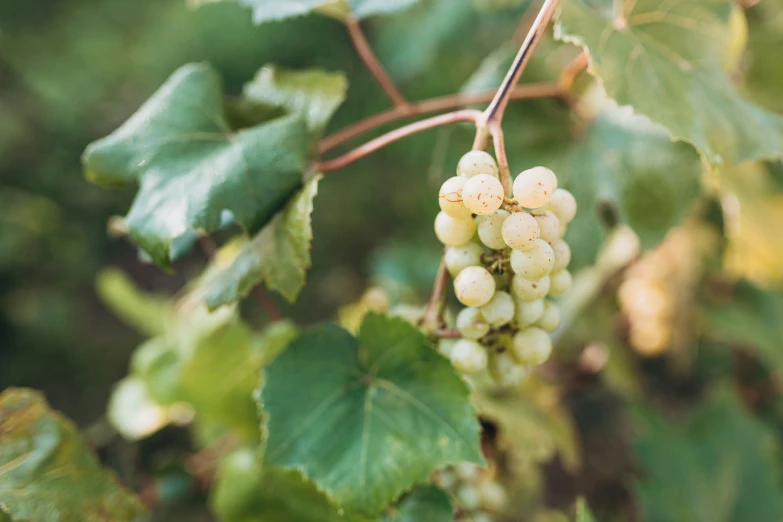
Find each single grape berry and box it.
[456,307,490,340]
[455,462,482,481]
[510,239,555,279]
[512,274,551,301]
[551,239,571,273]
[450,339,488,374]
[549,269,572,297]
[489,351,529,387]
[501,212,540,251]
[479,481,508,511]
[457,150,499,179]
[462,174,504,215]
[513,166,557,209]
[514,297,545,326]
[545,188,577,224]
[533,210,561,244]
[445,243,484,277]
[438,176,472,218]
[454,266,496,307]
[437,338,457,358]
[480,290,515,326]
[434,211,476,247]
[456,484,483,511]
[536,301,560,332]
[511,327,553,365]
[477,210,510,250]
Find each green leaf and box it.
[565,104,702,269]
[633,388,783,522]
[241,65,347,135]
[96,268,173,336]
[211,447,359,522]
[0,388,145,521]
[238,0,421,23]
[82,63,308,268]
[556,0,783,165]
[575,498,596,522]
[378,486,454,522]
[261,313,484,517]
[198,175,321,309]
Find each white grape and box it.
[551,239,571,273]
[511,327,553,365]
[489,351,529,387]
[501,212,540,251]
[533,210,561,243]
[454,266,496,307]
[462,174,505,216]
[435,469,458,489]
[456,307,490,340]
[512,274,550,301]
[470,513,494,522]
[438,176,472,219]
[513,166,557,208]
[549,270,572,297]
[455,462,481,481]
[477,210,510,250]
[437,338,457,358]
[514,298,545,326]
[450,339,488,374]
[457,485,482,511]
[445,243,484,277]
[510,239,555,279]
[545,188,577,223]
[434,211,476,247]
[479,481,508,511]
[457,150,499,179]
[536,301,560,332]
[480,290,515,326]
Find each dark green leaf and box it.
[261,313,484,517]
[198,175,320,309]
[0,388,145,521]
[83,63,308,268]
[378,486,454,522]
[556,0,783,165]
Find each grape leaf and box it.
[198,175,320,309]
[633,388,783,522]
[556,0,783,165]
[378,486,454,522]
[82,63,308,268]
[0,388,145,521]
[261,313,484,517]
[240,65,347,135]
[238,0,421,23]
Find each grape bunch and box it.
[434,150,576,385]
[434,463,508,522]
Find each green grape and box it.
[478,210,510,250]
[510,239,555,279]
[463,174,505,215]
[458,150,499,179]
[512,274,550,301]
[455,462,482,481]
[434,211,476,247]
[450,339,488,374]
[457,485,483,511]
[551,239,571,273]
[489,351,529,387]
[548,270,572,297]
[437,338,458,358]
[514,297,545,326]
[454,266,496,307]
[502,212,540,251]
[536,301,561,332]
[457,307,490,340]
[439,176,472,218]
[480,290,515,326]
[445,243,484,277]
[512,327,553,366]
[479,480,508,511]
[533,210,561,244]
[545,188,577,224]
[513,166,557,209]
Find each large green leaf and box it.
[198,175,320,309]
[378,486,454,522]
[0,388,145,521]
[83,63,308,268]
[237,0,421,23]
[556,0,783,165]
[633,388,783,522]
[261,313,484,517]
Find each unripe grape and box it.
[514,298,545,326]
[455,462,481,481]
[471,513,494,522]
[512,274,550,301]
[513,166,557,208]
[502,212,540,251]
[480,290,515,326]
[445,243,484,277]
[549,270,572,297]
[536,301,560,332]
[456,307,490,340]
[477,210,510,250]
[489,351,529,387]
[462,174,505,215]
[479,481,508,511]
[434,211,476,247]
[363,287,390,313]
[438,176,472,218]
[435,469,458,489]
[545,188,577,223]
[510,239,555,279]
[551,239,571,273]
[512,327,553,365]
[533,210,561,243]
[457,485,482,511]
[454,266,496,307]
[437,338,457,358]
[458,150,499,179]
[450,339,488,374]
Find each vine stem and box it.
[345,16,409,108]
[315,110,482,172]
[420,251,450,332]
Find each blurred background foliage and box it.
[3,0,783,520]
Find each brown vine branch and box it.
[421,252,450,331]
[345,16,408,108]
[315,110,482,172]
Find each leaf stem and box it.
[315,110,482,172]
[345,16,409,108]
